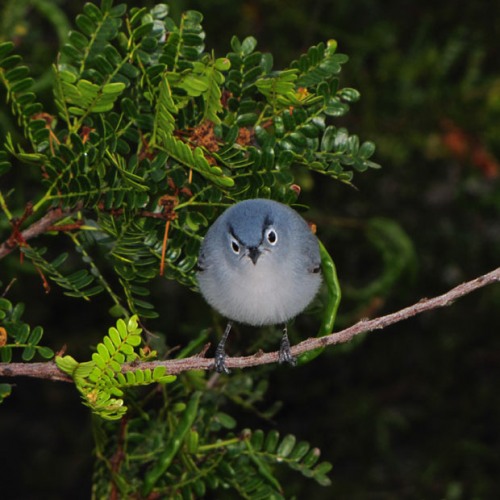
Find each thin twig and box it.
[0,207,78,260]
[1,266,499,382]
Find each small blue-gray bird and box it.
[197,198,322,373]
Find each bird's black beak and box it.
[247,246,261,264]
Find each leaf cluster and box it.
[0,1,373,496]
[0,42,45,151]
[0,296,54,363]
[56,315,175,420]
[1,0,377,321]
[92,388,333,498]
[0,295,55,404]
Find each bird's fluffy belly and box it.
[201,255,320,326]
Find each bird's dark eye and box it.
[230,238,240,254]
[265,228,278,245]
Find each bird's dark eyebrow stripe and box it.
[228,217,274,246]
[259,214,274,241]
[263,214,273,228]
[228,224,243,243]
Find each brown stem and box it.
[0,361,72,382]
[0,207,79,260]
[1,266,499,382]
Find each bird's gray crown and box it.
[225,205,276,247]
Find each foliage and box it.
[0,294,55,405]
[56,315,175,420]
[0,296,54,362]
[0,0,389,495]
[91,389,333,498]
[1,0,499,498]
[0,0,378,322]
[298,239,341,364]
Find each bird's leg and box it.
[214,321,232,374]
[279,324,296,366]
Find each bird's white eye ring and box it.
[265,227,278,245]
[230,238,240,254]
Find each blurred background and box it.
[1,0,500,498]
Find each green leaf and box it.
[5,66,30,81]
[0,41,14,60]
[299,241,340,364]
[17,324,30,343]
[359,141,376,159]
[97,343,111,361]
[27,326,44,346]
[109,3,127,17]
[152,76,177,145]
[302,448,321,468]
[75,14,96,36]
[0,383,12,403]
[0,54,22,70]
[241,36,257,56]
[0,298,12,311]
[277,434,296,458]
[82,2,103,21]
[68,31,89,50]
[338,87,360,102]
[103,336,116,355]
[142,391,202,496]
[55,355,79,375]
[132,22,154,41]
[1,347,12,363]
[264,430,280,453]
[250,429,265,451]
[215,412,237,429]
[102,82,126,94]
[22,346,36,361]
[109,327,122,348]
[289,441,310,461]
[152,365,166,379]
[38,346,55,359]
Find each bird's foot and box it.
[213,322,232,374]
[214,349,230,374]
[279,328,296,366]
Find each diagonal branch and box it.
[0,207,80,260]
[1,266,499,381]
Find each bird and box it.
[197,198,322,373]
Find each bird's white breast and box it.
[200,251,321,326]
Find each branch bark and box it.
[0,207,78,260]
[1,266,499,381]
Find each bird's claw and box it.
[214,351,230,374]
[279,330,297,366]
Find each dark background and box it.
[1,0,500,498]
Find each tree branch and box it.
[0,207,79,260]
[1,266,499,381]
